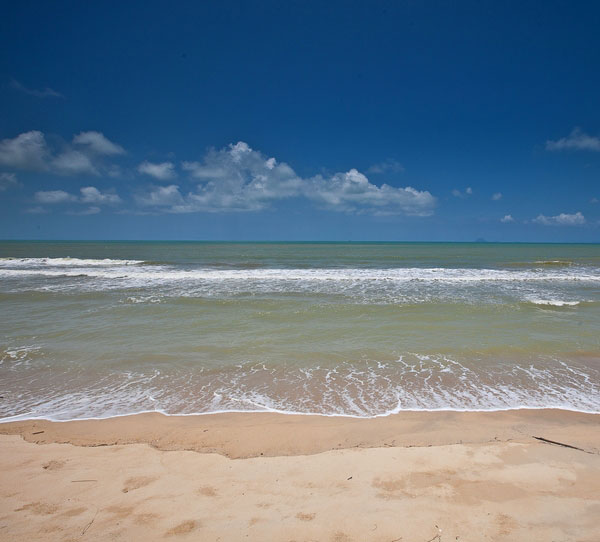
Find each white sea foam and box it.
[123,296,163,304]
[1,265,599,283]
[0,345,42,367]
[526,298,581,306]
[0,257,143,267]
[2,264,599,305]
[1,354,598,421]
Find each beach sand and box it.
[1,409,599,541]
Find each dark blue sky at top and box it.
[0,0,599,241]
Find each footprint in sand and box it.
[43,459,66,471]
[106,505,135,519]
[165,520,198,536]
[60,507,87,517]
[496,513,518,535]
[295,512,316,521]
[197,486,217,497]
[15,502,59,515]
[122,476,156,493]
[134,512,160,525]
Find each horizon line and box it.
[1,239,600,245]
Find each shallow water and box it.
[1,241,599,420]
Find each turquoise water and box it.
[1,241,599,420]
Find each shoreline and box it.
[1,408,598,458]
[2,403,600,424]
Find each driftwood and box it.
[533,436,588,453]
[81,509,98,535]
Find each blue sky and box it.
[1,0,599,241]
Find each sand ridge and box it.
[1,408,598,458]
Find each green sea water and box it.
[1,241,599,420]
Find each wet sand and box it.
[0,409,599,541]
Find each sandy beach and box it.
[1,409,599,541]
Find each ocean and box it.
[1,241,599,421]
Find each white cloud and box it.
[0,130,125,176]
[52,150,99,176]
[181,161,228,179]
[80,186,121,204]
[134,185,184,207]
[367,159,405,174]
[0,172,20,191]
[35,190,77,204]
[34,187,121,210]
[492,192,502,200]
[136,142,436,215]
[69,206,101,215]
[591,197,598,204]
[106,164,124,178]
[169,142,302,212]
[10,79,63,98]
[452,187,472,198]
[500,214,514,223]
[533,212,585,226]
[137,161,176,181]
[0,131,49,170]
[546,128,600,152]
[308,169,435,216]
[73,131,125,155]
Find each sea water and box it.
[1,241,599,421]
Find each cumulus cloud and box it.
[134,185,184,207]
[308,169,435,216]
[106,164,124,178]
[0,131,49,170]
[533,212,585,226]
[73,131,125,155]
[452,187,472,198]
[80,186,121,204]
[137,161,176,180]
[0,172,20,191]
[34,187,121,209]
[367,159,405,174]
[492,192,502,200]
[175,142,308,212]
[181,161,229,179]
[68,206,101,216]
[35,190,77,204]
[500,214,514,223]
[52,150,99,176]
[10,78,63,98]
[136,142,436,215]
[0,130,125,175]
[546,128,600,152]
